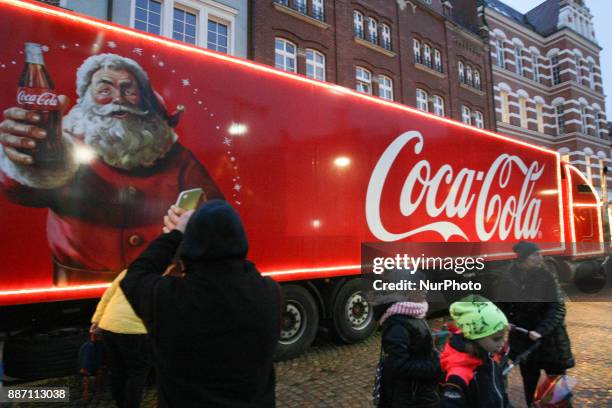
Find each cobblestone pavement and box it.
[8,302,611,407]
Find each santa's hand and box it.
[0,95,69,165]
[163,205,193,234]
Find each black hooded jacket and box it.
[121,200,281,407]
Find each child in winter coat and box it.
[368,270,441,408]
[440,295,511,408]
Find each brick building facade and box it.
[480,0,611,198]
[250,0,495,130]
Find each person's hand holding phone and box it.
[163,205,194,234]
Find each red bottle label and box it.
[17,87,60,110]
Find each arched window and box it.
[381,24,391,50]
[368,17,378,44]
[474,111,484,129]
[305,49,326,81]
[275,38,296,73]
[474,70,481,89]
[355,66,372,94]
[461,105,472,125]
[432,95,444,116]
[416,88,429,112]
[353,11,364,38]
[458,61,465,83]
[378,75,393,101]
[413,39,421,64]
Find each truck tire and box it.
[331,278,376,344]
[4,327,88,380]
[275,285,319,361]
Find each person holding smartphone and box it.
[121,200,281,407]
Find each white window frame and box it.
[466,65,473,86]
[515,47,523,76]
[496,39,505,67]
[575,56,582,85]
[416,89,429,112]
[536,103,544,133]
[312,0,324,19]
[581,105,588,134]
[432,95,444,116]
[532,54,540,82]
[413,39,421,64]
[131,0,237,54]
[305,49,325,81]
[551,54,561,85]
[381,24,391,50]
[133,0,163,35]
[458,61,465,83]
[353,10,364,38]
[423,44,431,67]
[519,97,528,128]
[275,37,297,73]
[555,104,565,135]
[500,91,510,123]
[434,49,442,72]
[588,62,595,90]
[474,111,484,129]
[368,17,378,44]
[355,67,372,95]
[378,75,393,101]
[206,15,230,53]
[461,105,472,125]
[474,70,481,89]
[294,0,306,13]
[595,112,601,137]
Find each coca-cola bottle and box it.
[17,42,64,168]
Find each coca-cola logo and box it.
[17,88,59,110]
[366,131,544,242]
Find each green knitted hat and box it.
[450,295,508,340]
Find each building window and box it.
[134,0,162,35]
[416,88,428,112]
[532,55,540,83]
[519,97,528,128]
[474,111,484,129]
[495,39,505,67]
[356,67,372,94]
[134,0,235,53]
[378,75,393,101]
[294,0,306,14]
[434,49,442,72]
[536,103,544,133]
[432,95,444,116]
[474,70,481,89]
[595,112,602,138]
[368,17,378,45]
[207,19,228,53]
[458,61,465,83]
[381,24,391,50]
[588,62,595,90]
[575,56,582,85]
[555,105,565,135]
[305,49,325,81]
[413,39,422,64]
[353,11,364,39]
[312,0,324,21]
[551,54,561,85]
[466,65,473,86]
[515,47,523,76]
[581,106,588,134]
[500,91,510,123]
[172,6,197,45]
[461,105,472,125]
[275,38,296,73]
[423,44,431,68]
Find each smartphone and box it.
[175,188,204,210]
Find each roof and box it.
[481,0,560,36]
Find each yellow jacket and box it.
[91,270,147,334]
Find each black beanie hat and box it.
[512,241,540,261]
[179,200,248,263]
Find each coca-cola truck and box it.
[0,0,608,379]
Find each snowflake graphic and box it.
[181,78,190,86]
[11,61,15,65]
[41,45,49,52]
[223,137,232,146]
[132,48,143,56]
[197,101,203,105]
[75,43,80,47]
[230,157,236,162]
[158,61,165,67]
[1,64,5,68]
[107,41,117,49]
[233,184,241,192]
[235,201,241,206]
[60,44,67,49]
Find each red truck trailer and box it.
[0,0,607,379]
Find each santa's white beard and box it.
[63,94,176,170]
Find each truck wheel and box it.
[274,285,319,361]
[331,278,376,344]
[4,327,88,380]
